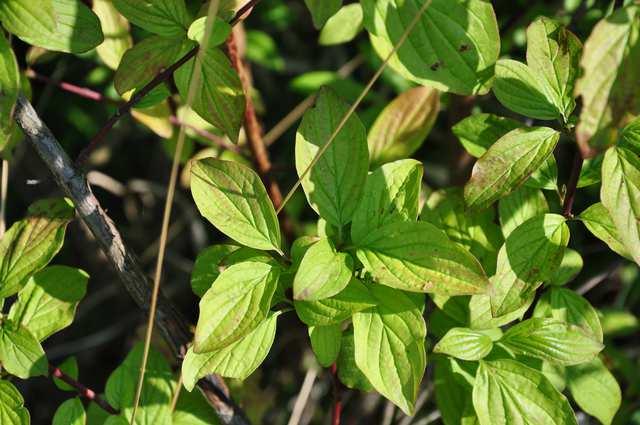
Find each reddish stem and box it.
[75,47,198,166]
[562,149,584,218]
[74,0,263,167]
[28,70,235,153]
[49,364,118,415]
[331,363,342,425]
[227,32,283,209]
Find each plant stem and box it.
[49,364,118,415]
[0,159,8,238]
[331,364,342,425]
[129,1,222,422]
[562,149,583,218]
[275,0,433,215]
[75,0,263,167]
[227,30,283,209]
[13,95,249,424]
[27,70,237,153]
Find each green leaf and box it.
[421,187,502,275]
[353,285,426,414]
[93,0,132,70]
[0,32,19,160]
[534,288,603,343]
[0,0,103,53]
[490,214,569,316]
[567,358,621,425]
[175,44,245,142]
[548,249,583,286]
[187,16,231,47]
[464,127,559,210]
[0,198,75,298]
[53,357,79,392]
[469,293,534,330]
[112,0,190,38]
[245,30,284,71]
[578,155,603,188]
[600,146,640,265]
[336,329,373,392]
[351,159,423,245]
[309,324,342,367]
[8,266,88,341]
[294,278,376,326]
[183,312,280,390]
[498,186,549,238]
[493,59,560,120]
[105,344,172,425]
[356,220,490,295]
[115,36,193,96]
[190,158,281,252]
[434,327,493,361]
[194,261,279,353]
[434,356,478,425]
[525,17,582,121]
[0,319,47,379]
[500,318,603,366]
[575,4,640,154]
[304,0,341,28]
[525,154,558,190]
[367,87,439,166]
[53,398,86,425]
[293,238,353,301]
[620,116,640,154]
[361,0,499,95]
[452,113,521,158]
[190,244,271,297]
[600,308,639,337]
[579,202,631,259]
[173,385,221,425]
[296,87,369,227]
[473,359,577,425]
[0,380,30,425]
[319,4,363,46]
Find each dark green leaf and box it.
[0,0,103,53]
[296,87,369,227]
[175,44,245,142]
[113,0,190,37]
[361,0,500,95]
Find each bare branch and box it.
[13,94,250,425]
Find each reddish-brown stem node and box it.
[49,364,118,415]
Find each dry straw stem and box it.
[276,0,434,215]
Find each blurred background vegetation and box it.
[4,0,639,423]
